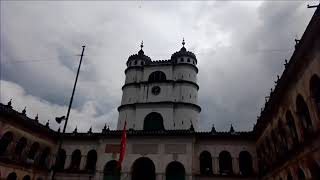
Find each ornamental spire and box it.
[182,38,185,47]
[140,40,144,50]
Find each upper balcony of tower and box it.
[170,39,198,66]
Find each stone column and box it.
[80,155,86,170]
[213,157,219,174]
[64,155,71,169]
[232,157,239,175]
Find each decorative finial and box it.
[73,126,78,133]
[35,114,39,121]
[7,99,12,108]
[211,124,216,133]
[230,124,235,133]
[182,38,185,47]
[140,41,144,50]
[88,126,92,133]
[22,107,26,115]
[284,59,288,67]
[45,120,50,127]
[102,124,107,133]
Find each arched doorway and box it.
[55,149,66,171]
[286,111,299,145]
[15,137,27,156]
[143,112,164,131]
[219,151,233,175]
[297,168,306,180]
[309,160,320,180]
[132,157,155,180]
[27,142,39,160]
[166,161,185,180]
[38,147,50,168]
[6,172,17,180]
[85,149,97,172]
[296,95,313,133]
[69,149,81,170]
[239,151,253,176]
[22,175,31,180]
[199,151,213,175]
[0,131,13,155]
[104,160,120,180]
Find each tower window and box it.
[148,71,166,83]
[144,112,164,131]
[187,58,190,62]
[141,61,144,65]
[181,58,184,62]
[134,60,137,65]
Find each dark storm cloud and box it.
[0,1,315,132]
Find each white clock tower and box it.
[117,40,200,130]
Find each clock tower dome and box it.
[117,40,200,130]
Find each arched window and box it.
[69,149,81,170]
[143,112,164,131]
[85,149,97,172]
[309,160,320,180]
[271,131,279,155]
[104,160,120,180]
[219,151,233,175]
[296,95,313,132]
[55,149,66,171]
[287,173,293,180]
[132,157,155,180]
[310,74,320,113]
[15,137,27,156]
[199,151,213,175]
[278,121,288,154]
[0,131,14,155]
[6,172,17,180]
[27,142,39,160]
[298,168,306,180]
[22,175,31,180]
[239,151,253,176]
[286,111,299,145]
[166,161,185,180]
[148,71,166,83]
[38,147,50,168]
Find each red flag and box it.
[118,121,127,169]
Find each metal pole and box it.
[51,45,85,180]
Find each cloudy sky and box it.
[0,1,317,132]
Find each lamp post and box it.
[51,46,85,180]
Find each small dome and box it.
[127,41,151,65]
[171,39,197,62]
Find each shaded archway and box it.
[287,173,293,180]
[6,172,17,180]
[278,121,288,154]
[104,160,120,180]
[15,137,27,156]
[0,131,13,155]
[286,111,299,145]
[69,149,81,170]
[199,151,213,175]
[239,151,253,176]
[22,175,31,180]
[310,74,320,113]
[166,161,185,180]
[296,95,312,132]
[85,149,97,172]
[143,112,164,131]
[38,147,50,168]
[27,142,39,160]
[297,168,306,180]
[219,151,233,175]
[309,160,320,180]
[132,157,155,180]
[55,149,66,171]
[148,71,166,82]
